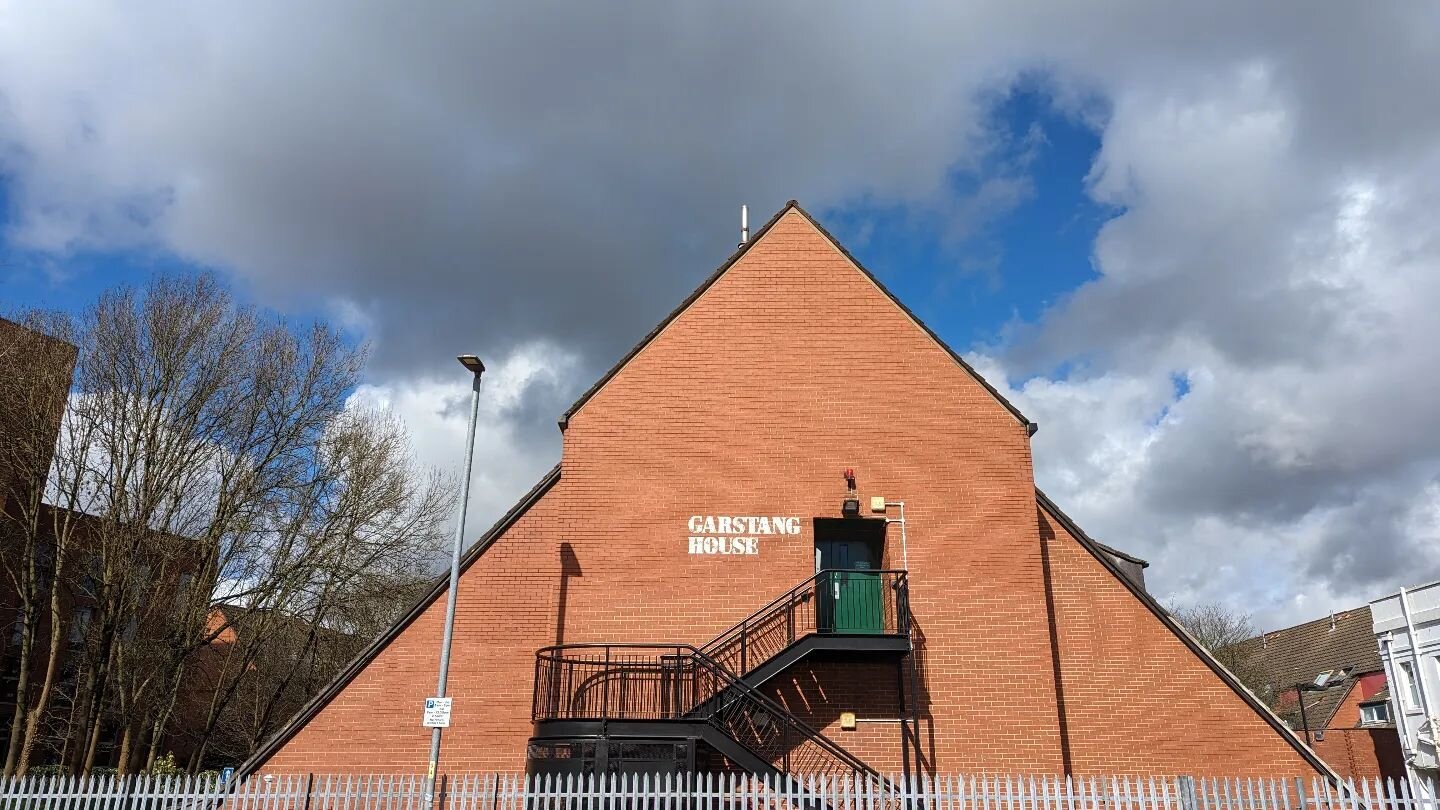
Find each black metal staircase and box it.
[699,570,912,688]
[528,570,910,781]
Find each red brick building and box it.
[1,317,219,772]
[1238,607,1405,783]
[248,202,1331,780]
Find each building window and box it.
[1361,703,1390,725]
[1400,660,1422,709]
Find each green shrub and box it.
[147,753,185,776]
[25,764,67,777]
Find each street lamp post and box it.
[424,354,485,808]
[1292,681,1332,745]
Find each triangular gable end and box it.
[1036,489,1340,780]
[558,200,1031,431]
[239,464,561,776]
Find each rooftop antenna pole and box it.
[740,204,749,246]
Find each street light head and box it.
[457,355,485,376]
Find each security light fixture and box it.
[842,497,861,517]
[457,355,486,375]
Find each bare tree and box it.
[184,408,451,769]
[3,274,451,774]
[1170,601,1269,701]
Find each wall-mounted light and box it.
[841,497,861,517]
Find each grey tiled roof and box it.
[1237,606,1383,730]
[1237,606,1383,689]
[1276,681,1353,731]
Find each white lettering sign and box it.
[687,515,801,556]
[422,697,452,728]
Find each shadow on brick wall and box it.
[555,543,583,646]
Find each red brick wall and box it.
[1309,675,1405,781]
[764,661,908,772]
[553,210,1062,772]
[1039,508,1314,775]
[262,490,565,773]
[1310,729,1405,784]
[258,206,1322,778]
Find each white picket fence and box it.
[0,772,1435,810]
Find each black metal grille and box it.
[533,643,876,780]
[530,570,909,781]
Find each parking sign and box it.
[422,696,452,728]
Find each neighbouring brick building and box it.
[1,317,217,772]
[0,316,76,517]
[247,201,1332,780]
[1236,607,1405,783]
[1,316,79,764]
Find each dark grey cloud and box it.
[0,4,1011,378]
[3,1,1439,628]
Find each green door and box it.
[815,532,884,634]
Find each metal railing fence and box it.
[0,772,1435,810]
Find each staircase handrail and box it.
[688,643,882,780]
[699,569,909,675]
[533,641,881,780]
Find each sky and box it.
[2,2,1439,632]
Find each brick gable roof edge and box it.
[239,464,562,777]
[1035,488,1339,780]
[558,200,1031,431]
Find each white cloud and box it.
[975,92,1440,627]
[345,341,580,542]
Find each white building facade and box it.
[1372,581,1440,799]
